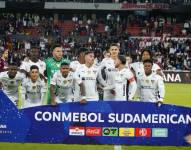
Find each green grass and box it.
[0,83,190,150]
[165,83,191,107]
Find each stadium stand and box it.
[0,0,191,71]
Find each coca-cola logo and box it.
[86,127,101,136]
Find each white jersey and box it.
[76,64,99,101]
[0,71,25,106]
[20,59,46,75]
[50,71,81,103]
[70,60,83,101]
[114,68,137,101]
[130,62,161,78]
[137,72,165,103]
[70,60,82,72]
[98,58,116,100]
[21,78,46,108]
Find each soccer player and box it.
[75,51,99,102]
[0,64,25,107]
[50,61,83,105]
[21,65,46,108]
[70,48,86,101]
[136,59,165,107]
[20,46,46,76]
[114,55,137,101]
[103,50,111,59]
[45,44,68,104]
[70,47,87,72]
[130,49,162,78]
[98,43,119,100]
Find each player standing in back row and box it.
[75,51,99,102]
[45,44,68,104]
[114,55,137,101]
[130,49,162,78]
[98,43,120,100]
[70,48,87,101]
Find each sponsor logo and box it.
[152,128,168,137]
[0,124,12,134]
[0,124,7,129]
[102,127,118,136]
[86,127,101,136]
[69,126,85,136]
[135,128,151,137]
[119,128,135,137]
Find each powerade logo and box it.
[102,127,118,136]
[86,127,102,136]
[152,128,168,137]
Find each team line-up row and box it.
[0,43,165,108]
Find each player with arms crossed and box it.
[50,61,84,105]
[21,65,46,108]
[114,55,137,101]
[0,64,25,107]
[137,59,165,107]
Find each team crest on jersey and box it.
[145,80,150,83]
[63,80,68,84]
[32,86,36,89]
[151,80,155,84]
[10,81,14,84]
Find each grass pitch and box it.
[0,83,190,150]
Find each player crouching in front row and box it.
[21,65,47,108]
[50,61,85,105]
[136,59,165,107]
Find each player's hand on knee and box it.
[80,98,87,105]
[51,100,58,106]
[156,101,163,107]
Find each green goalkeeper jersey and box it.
[45,57,70,104]
[45,57,67,83]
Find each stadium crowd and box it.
[0,12,191,70]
